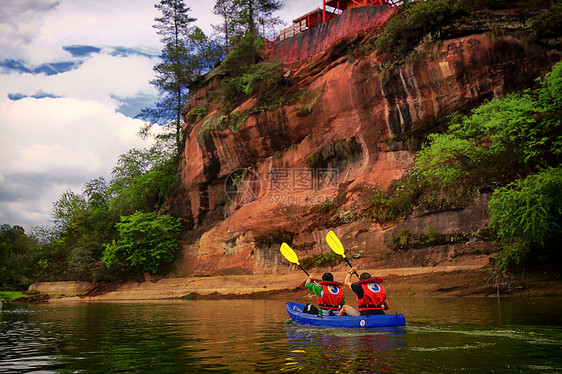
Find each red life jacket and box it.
[317,281,344,310]
[356,277,386,312]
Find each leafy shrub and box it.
[364,188,401,223]
[102,212,182,275]
[489,167,562,248]
[301,251,346,269]
[187,106,207,122]
[219,34,288,112]
[296,88,323,116]
[232,60,284,98]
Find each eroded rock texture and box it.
[170,6,560,276]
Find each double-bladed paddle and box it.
[326,230,358,278]
[280,242,310,277]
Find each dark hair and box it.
[359,272,371,281]
[322,273,334,282]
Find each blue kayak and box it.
[286,302,406,328]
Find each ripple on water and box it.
[407,324,562,346]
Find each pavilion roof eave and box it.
[293,8,323,23]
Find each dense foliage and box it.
[488,167,562,267]
[213,0,282,52]
[102,212,182,275]
[0,225,38,289]
[110,148,180,215]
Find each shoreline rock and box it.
[30,265,562,303]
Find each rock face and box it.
[29,281,92,298]
[171,6,560,276]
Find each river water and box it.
[0,297,560,373]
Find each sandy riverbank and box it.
[28,265,562,302]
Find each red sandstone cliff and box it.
[170,6,561,277]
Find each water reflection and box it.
[283,323,406,372]
[0,298,561,373]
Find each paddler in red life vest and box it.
[339,267,390,316]
[304,272,345,316]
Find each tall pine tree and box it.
[213,0,283,54]
[138,0,196,156]
[213,0,238,55]
[233,0,283,37]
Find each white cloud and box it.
[1,0,160,64]
[1,95,150,171]
[0,94,153,230]
[0,0,60,61]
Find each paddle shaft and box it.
[344,258,360,280]
[298,265,310,277]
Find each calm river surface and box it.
[1,297,561,373]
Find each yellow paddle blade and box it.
[280,242,300,265]
[326,230,346,258]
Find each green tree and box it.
[109,147,179,215]
[489,167,562,250]
[189,27,225,75]
[34,145,181,282]
[102,211,182,275]
[50,180,117,279]
[213,0,239,54]
[232,0,283,37]
[139,0,197,156]
[0,225,38,289]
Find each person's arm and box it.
[350,282,364,299]
[304,277,323,297]
[383,299,390,310]
[344,267,357,289]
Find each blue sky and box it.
[0,0,320,232]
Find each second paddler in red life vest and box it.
[304,273,345,315]
[339,267,390,316]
